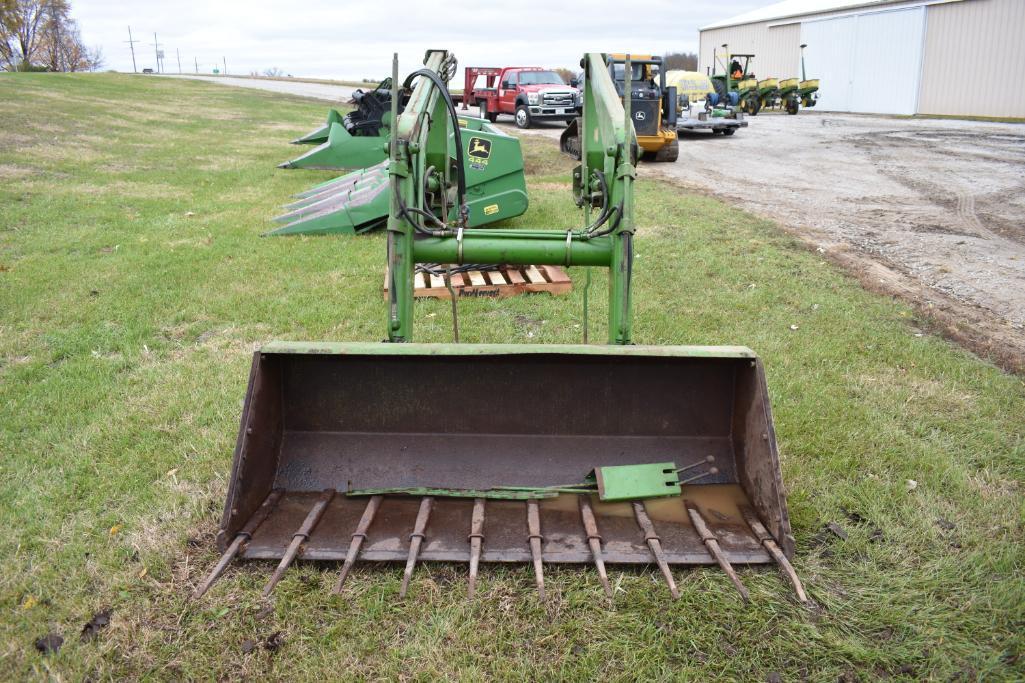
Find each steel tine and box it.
[739,506,808,603]
[261,489,335,598]
[399,496,434,599]
[526,499,546,599]
[467,497,486,599]
[680,467,719,485]
[632,501,679,599]
[193,488,285,599]
[685,500,749,603]
[578,495,613,598]
[333,495,383,594]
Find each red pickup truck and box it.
[462,66,580,129]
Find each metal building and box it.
[699,0,1025,117]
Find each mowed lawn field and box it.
[1,73,1022,681]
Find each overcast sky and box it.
[74,0,765,79]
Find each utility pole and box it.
[194,56,199,74]
[176,48,182,74]
[222,56,227,75]
[152,33,162,73]
[125,26,139,73]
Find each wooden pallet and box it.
[384,265,572,300]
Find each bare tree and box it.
[263,66,283,78]
[0,0,68,71]
[38,6,99,71]
[663,52,698,72]
[553,67,576,85]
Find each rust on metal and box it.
[686,500,749,603]
[333,495,384,594]
[740,505,808,603]
[399,496,435,598]
[467,497,486,599]
[526,499,546,599]
[578,495,613,598]
[261,488,335,597]
[193,488,284,600]
[632,501,679,599]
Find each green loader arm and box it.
[386,51,637,344]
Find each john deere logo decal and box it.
[467,136,491,170]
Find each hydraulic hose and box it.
[402,68,467,219]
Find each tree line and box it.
[1,0,102,72]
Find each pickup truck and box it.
[462,66,580,129]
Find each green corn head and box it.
[271,116,529,236]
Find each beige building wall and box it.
[918,0,1025,117]
[698,22,802,80]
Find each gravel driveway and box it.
[514,112,1025,372]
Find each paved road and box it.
[164,75,357,102]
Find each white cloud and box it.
[76,0,763,78]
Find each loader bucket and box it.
[269,121,529,236]
[214,343,795,598]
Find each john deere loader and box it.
[194,50,804,607]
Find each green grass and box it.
[1,72,1023,681]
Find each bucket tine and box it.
[685,501,750,603]
[261,489,335,598]
[526,499,546,599]
[333,495,383,594]
[467,498,486,599]
[632,501,679,599]
[192,488,284,600]
[399,496,434,599]
[578,496,613,598]
[740,506,808,603]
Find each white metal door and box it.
[802,6,926,115]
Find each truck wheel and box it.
[722,128,736,136]
[514,105,531,129]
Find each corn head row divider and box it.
[193,50,807,607]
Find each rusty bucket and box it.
[197,342,800,601]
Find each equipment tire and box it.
[654,137,679,162]
[722,128,736,136]
[514,105,531,129]
[746,94,760,116]
[786,96,799,115]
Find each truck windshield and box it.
[517,71,565,86]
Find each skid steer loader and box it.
[562,54,679,162]
[194,51,803,605]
